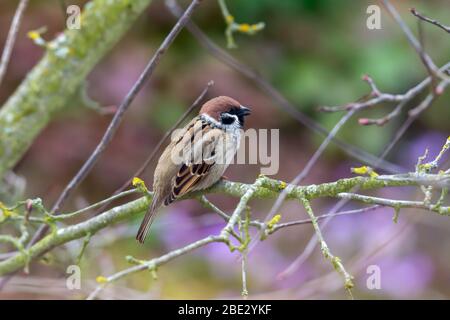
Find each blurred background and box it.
[0,0,449,299]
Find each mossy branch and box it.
[0,171,449,284]
[0,0,154,178]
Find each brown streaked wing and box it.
[164,121,218,205]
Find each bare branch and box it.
[87,234,225,300]
[300,198,354,296]
[336,192,450,216]
[29,0,204,247]
[320,64,450,114]
[241,251,249,298]
[0,0,204,293]
[411,8,450,34]
[93,81,214,215]
[277,78,449,278]
[0,0,29,89]
[1,171,448,277]
[0,0,157,179]
[217,0,265,48]
[382,0,445,82]
[269,206,380,234]
[247,110,356,254]
[51,0,203,214]
[0,163,448,297]
[321,4,450,127]
[165,0,402,174]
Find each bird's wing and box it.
[164,120,222,205]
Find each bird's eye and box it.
[221,113,236,125]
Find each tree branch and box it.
[50,0,203,215]
[165,0,403,174]
[410,8,450,34]
[0,0,29,88]
[1,171,448,280]
[300,198,354,296]
[382,0,447,83]
[0,0,156,179]
[28,0,203,252]
[93,80,214,215]
[247,110,356,254]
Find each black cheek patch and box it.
[221,114,235,125]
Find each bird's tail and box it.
[136,196,160,244]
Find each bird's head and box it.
[200,96,251,129]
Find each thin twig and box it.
[217,0,265,48]
[382,0,449,83]
[51,0,203,214]
[358,99,408,126]
[200,195,382,235]
[269,205,380,234]
[165,0,402,174]
[241,251,248,298]
[87,234,226,300]
[276,105,439,279]
[411,8,450,34]
[198,195,244,242]
[29,0,204,246]
[247,110,356,254]
[276,197,348,280]
[221,177,265,237]
[320,64,450,114]
[277,71,450,280]
[416,16,438,93]
[300,198,354,296]
[279,6,450,279]
[277,117,446,278]
[336,192,450,216]
[93,81,213,215]
[0,0,204,293]
[52,189,138,220]
[0,0,29,88]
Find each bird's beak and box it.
[239,106,251,116]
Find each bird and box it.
[136,96,251,243]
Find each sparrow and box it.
[136,96,251,243]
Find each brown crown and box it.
[199,96,242,120]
